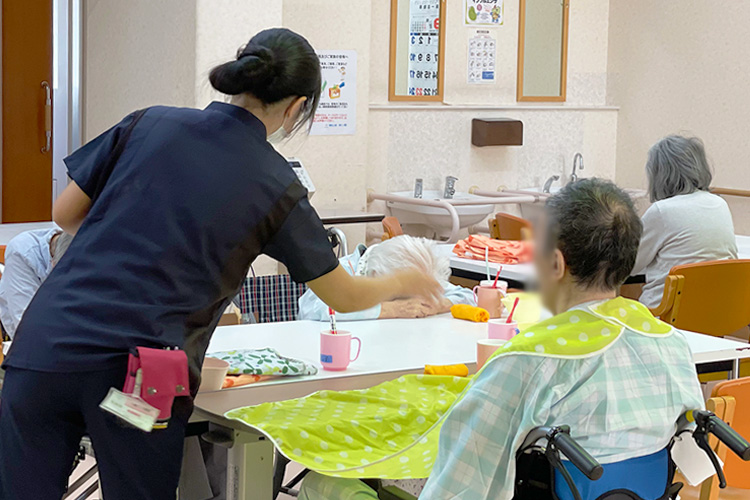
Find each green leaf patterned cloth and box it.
[208,347,318,376]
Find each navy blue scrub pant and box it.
[0,365,192,500]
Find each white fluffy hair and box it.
[364,235,450,282]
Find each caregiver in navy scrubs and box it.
[0,28,440,500]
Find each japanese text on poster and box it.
[468,30,496,84]
[465,0,504,26]
[311,50,356,135]
[408,0,440,97]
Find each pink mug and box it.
[488,320,519,341]
[472,280,507,319]
[477,339,507,370]
[320,330,362,371]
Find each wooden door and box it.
[2,0,53,222]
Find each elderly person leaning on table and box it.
[0,229,73,339]
[298,235,475,321]
[297,179,704,500]
[632,135,737,308]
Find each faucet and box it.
[443,176,458,199]
[543,175,560,194]
[414,178,423,199]
[570,153,584,184]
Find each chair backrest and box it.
[494,213,532,241]
[0,245,6,265]
[710,377,750,490]
[653,260,750,337]
[237,274,308,323]
[554,448,670,500]
[381,216,404,241]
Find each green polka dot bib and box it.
[485,297,672,364]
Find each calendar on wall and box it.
[407,0,440,97]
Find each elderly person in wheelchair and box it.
[294,179,748,500]
[298,235,475,321]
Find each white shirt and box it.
[633,191,738,308]
[0,228,59,339]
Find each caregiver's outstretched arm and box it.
[52,181,92,234]
[307,264,442,314]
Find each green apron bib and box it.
[225,297,672,479]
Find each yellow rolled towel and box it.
[424,364,469,377]
[451,304,490,323]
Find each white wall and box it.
[84,0,196,139]
[608,0,750,233]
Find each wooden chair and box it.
[701,378,750,497]
[381,216,404,241]
[0,245,6,265]
[488,213,532,241]
[650,260,750,337]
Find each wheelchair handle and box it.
[549,427,604,481]
[691,410,750,461]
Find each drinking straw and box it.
[492,267,503,288]
[485,247,490,281]
[506,297,520,324]
[328,307,338,334]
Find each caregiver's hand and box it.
[307,264,442,314]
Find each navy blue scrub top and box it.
[5,102,339,381]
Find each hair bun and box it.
[209,45,279,97]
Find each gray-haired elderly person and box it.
[298,235,475,321]
[0,230,74,339]
[632,135,738,308]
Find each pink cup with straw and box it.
[320,330,361,371]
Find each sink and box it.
[386,190,495,240]
[517,186,650,218]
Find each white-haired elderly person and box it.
[298,235,475,320]
[632,135,738,308]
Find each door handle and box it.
[41,81,51,153]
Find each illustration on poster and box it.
[466,0,504,26]
[311,50,356,135]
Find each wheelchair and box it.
[376,409,750,500]
[513,409,750,500]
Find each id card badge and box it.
[671,433,723,486]
[99,369,160,432]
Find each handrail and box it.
[368,192,462,243]
[711,187,750,198]
[470,187,551,201]
[368,190,544,244]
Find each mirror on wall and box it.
[517,0,570,102]
[389,0,446,102]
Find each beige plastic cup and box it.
[477,339,508,370]
[198,357,230,392]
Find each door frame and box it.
[51,0,83,202]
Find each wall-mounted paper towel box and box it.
[471,119,523,147]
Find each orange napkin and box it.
[452,235,533,264]
[222,374,273,389]
[424,364,469,377]
[451,304,490,322]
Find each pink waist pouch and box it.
[123,347,190,424]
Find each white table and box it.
[193,316,750,500]
[0,222,57,246]
[447,235,750,285]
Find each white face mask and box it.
[267,125,289,145]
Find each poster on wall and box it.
[408,0,440,97]
[468,30,496,84]
[464,0,504,26]
[310,50,357,135]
